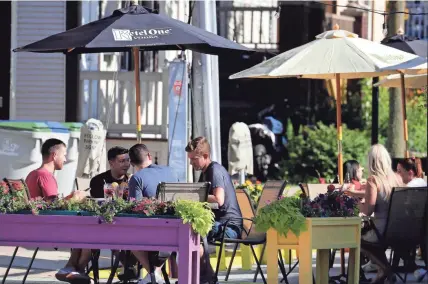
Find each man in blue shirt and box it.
[128,143,178,284]
[128,143,178,200]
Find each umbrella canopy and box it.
[374,74,428,88]
[13,4,250,55]
[379,32,428,158]
[229,25,427,184]
[381,33,428,58]
[229,28,426,80]
[14,4,250,143]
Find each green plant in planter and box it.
[46,197,83,212]
[254,197,306,237]
[91,198,138,223]
[173,200,215,237]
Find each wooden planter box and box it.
[266,217,361,284]
[0,214,200,284]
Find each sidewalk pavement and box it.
[1,246,425,283]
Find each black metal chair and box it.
[2,178,101,284]
[156,181,210,281]
[421,192,428,282]
[251,180,288,283]
[213,180,288,284]
[108,182,211,284]
[156,182,210,203]
[2,178,36,284]
[361,186,428,283]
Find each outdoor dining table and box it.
[0,213,201,284]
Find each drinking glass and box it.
[103,183,114,200]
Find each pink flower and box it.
[12,182,24,191]
[3,188,9,194]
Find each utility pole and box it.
[191,1,221,165]
[371,0,379,145]
[386,1,406,157]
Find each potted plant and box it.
[255,185,362,284]
[254,196,306,237]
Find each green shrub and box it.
[406,93,427,154]
[361,78,426,154]
[281,122,371,183]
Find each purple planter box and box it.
[0,214,200,283]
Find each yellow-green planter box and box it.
[266,217,361,284]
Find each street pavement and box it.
[0,246,426,283]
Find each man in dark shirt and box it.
[128,143,178,284]
[56,146,131,283]
[186,136,243,284]
[90,146,130,198]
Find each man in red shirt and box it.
[26,138,67,200]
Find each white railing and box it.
[79,70,169,139]
[217,4,279,51]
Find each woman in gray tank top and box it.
[360,144,403,284]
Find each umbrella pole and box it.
[133,47,142,143]
[400,73,409,158]
[335,74,343,184]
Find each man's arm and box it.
[208,187,225,206]
[128,176,144,201]
[208,170,226,206]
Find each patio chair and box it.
[75,177,91,191]
[2,178,36,284]
[213,181,288,284]
[361,186,428,283]
[419,195,428,282]
[251,180,288,281]
[156,181,210,202]
[156,182,210,279]
[4,178,31,201]
[300,183,341,200]
[1,177,103,284]
[108,182,211,284]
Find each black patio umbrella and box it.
[381,33,427,58]
[378,32,428,157]
[14,4,251,141]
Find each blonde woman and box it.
[360,144,403,284]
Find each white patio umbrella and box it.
[374,74,428,89]
[229,24,427,184]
